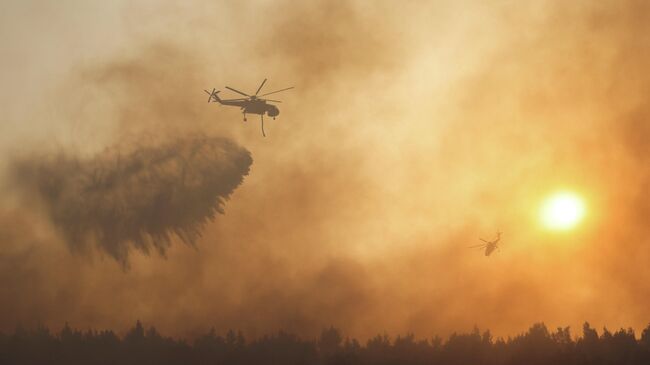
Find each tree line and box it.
[2,321,650,365]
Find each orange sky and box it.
[1,0,649,340]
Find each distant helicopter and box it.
[204,79,294,137]
[469,231,502,256]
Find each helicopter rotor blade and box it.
[254,78,267,96]
[469,244,487,248]
[259,86,294,97]
[261,98,282,103]
[225,86,250,97]
[221,98,248,102]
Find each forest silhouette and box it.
[3,321,650,365]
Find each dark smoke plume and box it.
[10,135,252,265]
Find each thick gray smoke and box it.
[10,135,252,265]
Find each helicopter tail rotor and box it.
[204,88,221,103]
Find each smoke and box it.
[3,0,650,341]
[10,136,252,266]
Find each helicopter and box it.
[204,78,294,137]
[469,231,502,256]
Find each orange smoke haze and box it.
[1,0,649,340]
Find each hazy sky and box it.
[1,0,649,340]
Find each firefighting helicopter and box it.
[469,231,502,256]
[204,79,294,137]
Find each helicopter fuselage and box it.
[220,99,279,117]
[484,242,498,256]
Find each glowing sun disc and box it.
[540,192,585,230]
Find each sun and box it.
[540,191,586,231]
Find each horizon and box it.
[4,321,650,364]
[3,320,649,342]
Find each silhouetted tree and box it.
[441,327,487,365]
[576,322,600,365]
